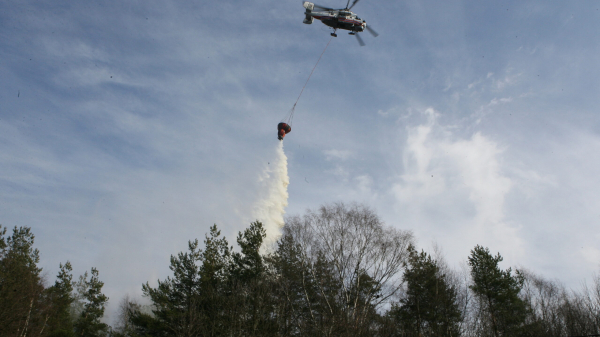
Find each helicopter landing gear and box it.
[331,28,337,37]
[349,32,356,35]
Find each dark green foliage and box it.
[138,238,204,336]
[132,224,232,336]
[0,225,49,336]
[197,224,232,336]
[0,226,104,337]
[132,222,276,337]
[468,245,527,337]
[388,246,462,337]
[7,207,600,337]
[268,233,314,335]
[46,261,76,337]
[73,268,109,337]
[227,222,277,336]
[231,221,265,281]
[270,236,344,336]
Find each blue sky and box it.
[2,0,600,322]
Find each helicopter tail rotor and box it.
[303,1,314,24]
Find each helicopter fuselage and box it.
[303,1,377,44]
[303,2,366,33]
[312,11,366,32]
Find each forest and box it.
[1,202,599,337]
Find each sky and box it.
[2,0,600,323]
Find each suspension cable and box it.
[285,36,334,125]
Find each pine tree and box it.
[269,233,315,335]
[131,222,276,336]
[0,225,49,336]
[73,268,109,337]
[227,221,277,336]
[46,261,76,337]
[138,238,203,337]
[468,245,526,337]
[197,224,232,336]
[389,246,462,337]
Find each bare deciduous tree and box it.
[277,202,414,336]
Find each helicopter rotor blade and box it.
[355,33,365,46]
[348,0,360,10]
[345,0,351,9]
[366,25,379,37]
[312,2,335,11]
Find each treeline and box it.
[1,203,599,336]
[0,226,109,336]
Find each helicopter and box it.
[302,0,378,46]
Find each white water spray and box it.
[252,141,289,245]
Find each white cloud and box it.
[377,106,407,118]
[580,246,600,267]
[392,108,524,263]
[354,174,374,196]
[324,149,353,161]
[489,97,513,105]
[509,167,557,199]
[494,70,523,90]
[441,133,512,225]
[326,165,350,180]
